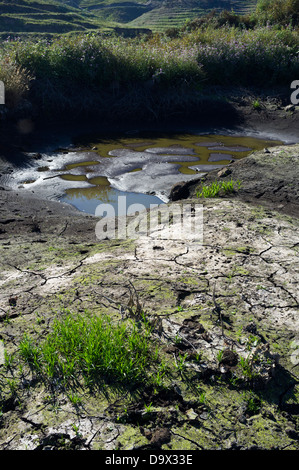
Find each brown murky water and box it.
[9,132,281,215]
[59,133,281,214]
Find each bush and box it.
[0,57,33,106]
[0,16,298,115]
[183,26,299,86]
[254,0,299,26]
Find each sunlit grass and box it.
[196,179,242,198]
[18,311,159,389]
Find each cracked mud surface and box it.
[0,144,298,450]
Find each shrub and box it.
[254,0,299,26]
[187,26,299,86]
[0,18,298,114]
[0,56,33,106]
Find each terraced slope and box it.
[0,0,107,34]
[67,0,258,31]
[0,0,258,34]
[127,0,258,32]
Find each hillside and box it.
[85,0,258,32]
[0,0,110,34]
[0,0,258,34]
[60,0,259,32]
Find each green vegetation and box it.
[254,0,299,26]
[16,311,160,390]
[196,179,242,198]
[252,99,261,110]
[126,0,258,33]
[2,0,299,36]
[0,0,259,35]
[243,390,262,415]
[0,1,298,116]
[0,305,272,406]
[0,0,110,35]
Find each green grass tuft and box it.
[18,311,158,389]
[196,179,242,198]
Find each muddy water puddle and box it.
[14,132,281,215]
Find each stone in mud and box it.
[189,164,226,172]
[168,176,207,201]
[150,428,171,447]
[285,105,295,112]
[219,349,239,367]
[186,409,199,421]
[217,167,232,177]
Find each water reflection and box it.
[58,133,282,215]
[61,185,164,216]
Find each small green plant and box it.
[67,392,82,406]
[144,402,153,413]
[252,99,261,110]
[192,352,201,363]
[153,360,168,388]
[175,352,188,372]
[174,333,182,345]
[71,423,82,437]
[196,179,242,198]
[239,356,257,381]
[199,391,207,404]
[221,179,242,193]
[228,375,240,387]
[4,350,15,369]
[243,391,262,416]
[246,335,261,351]
[6,378,17,396]
[217,349,224,362]
[197,181,221,198]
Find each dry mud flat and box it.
[0,144,298,450]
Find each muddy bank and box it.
[0,135,298,450]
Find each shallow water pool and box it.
[58,132,281,215]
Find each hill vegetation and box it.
[0,0,109,35]
[0,0,298,119]
[0,0,260,35]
